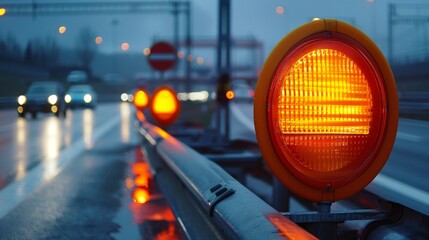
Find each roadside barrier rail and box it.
[138,120,317,240]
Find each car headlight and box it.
[48,95,58,105]
[84,94,92,103]
[65,94,72,103]
[17,95,27,105]
[128,94,134,102]
[120,93,128,102]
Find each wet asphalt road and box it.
[0,143,129,239]
[0,104,136,239]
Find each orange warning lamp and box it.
[226,90,235,100]
[149,86,180,127]
[0,8,6,16]
[133,89,149,110]
[254,19,398,202]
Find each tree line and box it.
[0,27,97,70]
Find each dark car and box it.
[17,81,66,118]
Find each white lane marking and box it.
[0,114,121,219]
[368,174,429,211]
[230,102,255,131]
[396,131,423,142]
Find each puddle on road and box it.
[113,146,185,240]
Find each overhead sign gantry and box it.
[0,0,192,85]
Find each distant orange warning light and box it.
[133,89,149,110]
[149,86,180,127]
[226,90,235,100]
[0,8,6,16]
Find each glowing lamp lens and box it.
[226,90,235,100]
[269,37,386,188]
[134,90,149,109]
[149,86,180,127]
[152,89,178,120]
[278,47,372,135]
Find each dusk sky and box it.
[1,0,429,63]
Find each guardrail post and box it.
[306,202,337,240]
[272,177,290,212]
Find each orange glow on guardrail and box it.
[266,214,317,240]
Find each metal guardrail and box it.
[137,120,317,240]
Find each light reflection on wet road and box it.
[0,102,185,239]
[0,105,100,189]
[0,103,140,189]
[121,146,184,239]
